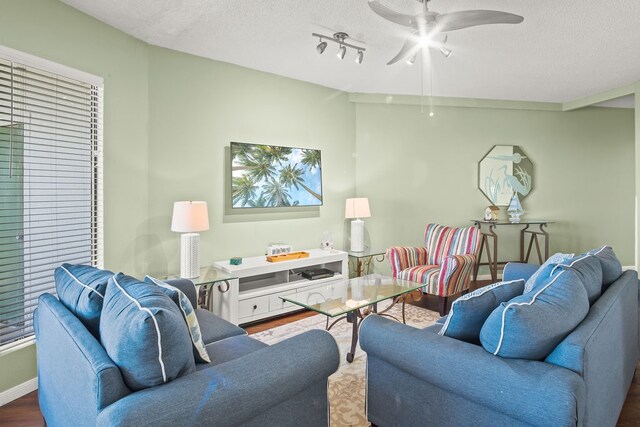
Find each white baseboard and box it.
[622,265,636,271]
[0,377,37,406]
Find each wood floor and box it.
[1,285,639,426]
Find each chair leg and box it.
[438,296,448,316]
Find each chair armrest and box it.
[438,254,476,294]
[97,329,339,426]
[360,315,584,426]
[35,294,130,425]
[164,278,197,307]
[386,246,428,276]
[503,262,539,282]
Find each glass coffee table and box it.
[281,274,424,363]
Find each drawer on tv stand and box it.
[238,295,269,319]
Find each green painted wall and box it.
[0,0,356,394]
[354,101,635,272]
[0,0,150,394]
[144,47,356,277]
[0,344,36,393]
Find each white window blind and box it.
[0,52,103,349]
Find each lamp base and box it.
[350,219,365,252]
[180,233,200,279]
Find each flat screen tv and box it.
[230,142,323,208]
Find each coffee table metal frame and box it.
[281,274,424,363]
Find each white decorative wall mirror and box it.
[478,145,533,206]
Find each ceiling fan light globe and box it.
[337,45,346,60]
[356,50,364,64]
[418,35,431,47]
[316,41,327,54]
[406,55,416,65]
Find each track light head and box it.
[356,50,364,64]
[317,40,327,54]
[439,35,452,58]
[439,46,452,58]
[337,45,346,60]
[406,55,416,65]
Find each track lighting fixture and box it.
[311,32,365,64]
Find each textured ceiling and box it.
[60,0,640,104]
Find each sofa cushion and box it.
[480,269,589,360]
[523,252,574,293]
[144,276,211,364]
[438,279,525,343]
[552,254,603,305]
[197,335,268,369]
[587,246,622,289]
[100,273,196,391]
[196,308,247,344]
[54,263,114,338]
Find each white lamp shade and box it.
[171,201,209,232]
[345,198,371,219]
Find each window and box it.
[0,47,103,350]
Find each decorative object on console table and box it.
[478,145,533,206]
[507,193,524,223]
[266,251,310,262]
[266,243,292,255]
[321,231,334,251]
[484,205,500,221]
[230,257,242,266]
[171,201,209,279]
[345,197,371,252]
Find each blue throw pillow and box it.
[587,246,622,289]
[100,273,196,391]
[54,263,114,338]
[144,276,211,364]
[550,254,602,305]
[523,252,574,293]
[480,269,589,360]
[438,279,525,343]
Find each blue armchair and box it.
[360,264,639,426]
[35,277,339,426]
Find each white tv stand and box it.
[211,249,348,325]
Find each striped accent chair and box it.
[387,223,481,315]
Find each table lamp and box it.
[345,198,371,252]
[171,201,209,279]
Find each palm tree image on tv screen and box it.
[231,142,323,208]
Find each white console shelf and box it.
[212,249,348,325]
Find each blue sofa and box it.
[34,278,339,426]
[360,263,639,427]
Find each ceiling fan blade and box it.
[387,38,419,65]
[369,1,416,28]
[436,10,524,32]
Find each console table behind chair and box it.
[471,219,553,282]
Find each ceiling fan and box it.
[369,0,524,65]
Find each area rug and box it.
[252,304,439,427]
